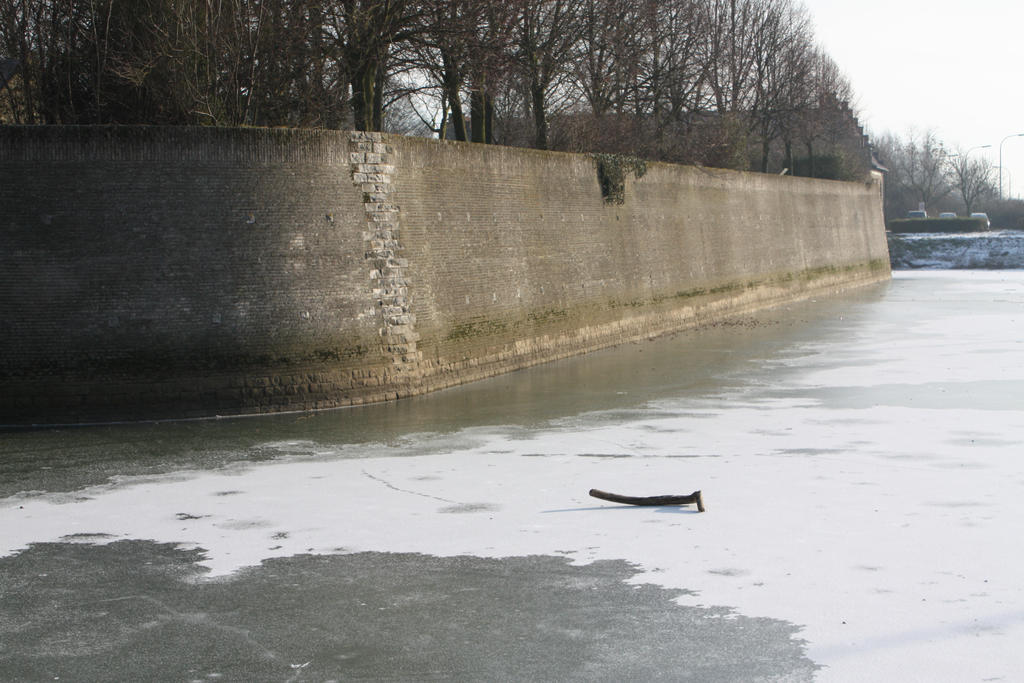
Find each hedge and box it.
[887,217,990,233]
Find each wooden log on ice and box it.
[589,488,705,513]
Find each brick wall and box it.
[390,137,890,391]
[0,127,889,424]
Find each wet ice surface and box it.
[4,271,1024,680]
[1,543,816,682]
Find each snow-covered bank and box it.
[4,271,1024,680]
[888,229,1024,269]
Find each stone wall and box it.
[0,126,889,425]
[390,138,889,394]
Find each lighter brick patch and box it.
[350,132,422,381]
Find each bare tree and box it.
[570,0,645,118]
[701,0,766,169]
[404,0,513,143]
[467,2,516,143]
[242,1,350,128]
[0,0,97,123]
[946,147,996,216]
[1,0,875,176]
[749,0,814,172]
[511,0,582,149]
[411,1,469,140]
[324,1,419,132]
[638,0,711,162]
[550,0,649,153]
[889,129,952,212]
[793,49,855,177]
[704,0,759,115]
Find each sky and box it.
[801,0,1024,200]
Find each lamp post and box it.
[996,166,1015,199]
[999,134,1024,200]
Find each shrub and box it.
[887,217,989,233]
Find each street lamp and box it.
[999,134,1024,200]
[966,144,992,156]
[997,166,1016,199]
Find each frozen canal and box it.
[3,270,1024,681]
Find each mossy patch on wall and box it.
[592,154,647,204]
[444,318,510,342]
[526,308,570,324]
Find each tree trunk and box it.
[446,85,467,141]
[485,93,494,144]
[350,52,387,133]
[372,66,384,132]
[470,88,493,144]
[437,93,449,140]
[441,51,467,141]
[350,62,376,132]
[531,82,547,150]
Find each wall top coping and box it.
[1,125,875,194]
[0,125,353,163]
